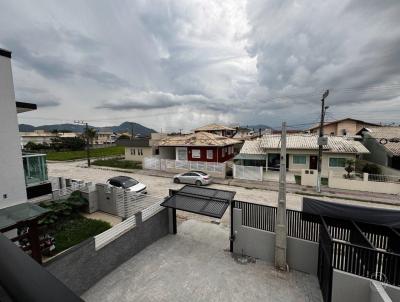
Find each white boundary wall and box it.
[233,164,263,181]
[328,171,400,194]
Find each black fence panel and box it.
[287,210,321,242]
[234,200,276,232]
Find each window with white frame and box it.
[131,148,135,155]
[138,149,143,156]
[293,155,306,164]
[207,149,213,159]
[329,157,346,167]
[192,149,201,158]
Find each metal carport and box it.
[161,185,235,248]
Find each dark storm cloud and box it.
[97,92,224,111]
[16,86,61,107]
[245,0,400,120]
[4,36,129,89]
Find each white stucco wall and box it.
[0,54,28,208]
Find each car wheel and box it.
[195,180,202,186]
[174,178,180,184]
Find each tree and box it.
[362,163,382,175]
[84,128,97,145]
[344,159,355,178]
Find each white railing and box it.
[94,198,165,250]
[368,173,400,183]
[50,176,93,198]
[331,171,400,183]
[94,215,136,250]
[233,164,263,181]
[142,202,164,221]
[143,157,226,175]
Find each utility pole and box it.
[74,120,91,167]
[130,123,134,140]
[316,90,330,193]
[275,121,287,271]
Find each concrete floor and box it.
[83,220,322,302]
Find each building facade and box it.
[308,118,379,136]
[158,132,239,163]
[234,134,369,177]
[118,138,153,161]
[194,124,236,137]
[20,130,59,147]
[0,49,32,208]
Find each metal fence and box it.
[233,164,263,181]
[232,199,400,299]
[368,173,400,183]
[233,200,320,241]
[143,157,226,175]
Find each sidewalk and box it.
[89,165,400,206]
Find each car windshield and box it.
[122,179,138,188]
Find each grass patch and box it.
[92,158,142,169]
[52,214,111,253]
[294,175,301,185]
[46,146,124,161]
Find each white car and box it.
[106,176,147,194]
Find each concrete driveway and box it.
[83,219,322,302]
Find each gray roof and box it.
[117,138,150,147]
[361,126,400,156]
[238,134,369,155]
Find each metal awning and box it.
[0,203,49,231]
[161,185,235,218]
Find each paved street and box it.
[49,161,400,214]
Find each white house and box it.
[234,134,369,177]
[0,49,33,208]
[0,48,52,208]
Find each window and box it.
[329,157,346,167]
[207,149,213,159]
[177,147,187,160]
[192,149,201,158]
[138,149,143,156]
[293,155,306,165]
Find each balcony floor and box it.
[83,219,322,302]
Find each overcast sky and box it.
[1,0,400,131]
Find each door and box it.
[309,156,318,169]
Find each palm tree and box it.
[84,128,97,146]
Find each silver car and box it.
[173,171,212,186]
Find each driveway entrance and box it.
[161,185,236,250]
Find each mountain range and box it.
[19,122,157,136]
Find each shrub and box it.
[39,191,88,226]
[362,163,382,175]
